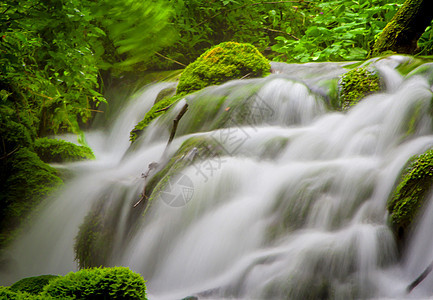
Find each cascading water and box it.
[2,56,433,299]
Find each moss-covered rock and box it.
[339,67,381,109]
[388,148,433,242]
[34,138,95,163]
[10,275,58,295]
[0,286,40,299]
[176,42,270,95]
[41,267,147,299]
[0,148,63,247]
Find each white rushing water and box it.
[2,57,433,299]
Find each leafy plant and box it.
[272,0,403,62]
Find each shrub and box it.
[339,67,380,109]
[10,275,58,295]
[176,42,270,95]
[34,138,95,163]
[42,267,147,299]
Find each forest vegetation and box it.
[1,0,433,298]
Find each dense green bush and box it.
[34,138,95,163]
[42,267,147,299]
[272,0,402,62]
[176,42,270,95]
[388,149,433,241]
[339,67,381,109]
[10,275,58,295]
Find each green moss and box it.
[0,286,41,299]
[42,267,147,299]
[0,148,63,247]
[129,94,184,143]
[34,138,94,163]
[388,148,433,241]
[176,42,270,95]
[339,67,381,109]
[10,275,58,295]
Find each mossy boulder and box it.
[0,286,39,299]
[41,267,147,299]
[176,42,270,95]
[10,275,58,295]
[388,148,433,242]
[34,138,95,163]
[339,67,381,109]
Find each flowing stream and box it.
[2,57,433,299]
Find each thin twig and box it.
[155,52,187,67]
[263,27,299,40]
[0,146,19,160]
[155,104,174,113]
[407,261,433,293]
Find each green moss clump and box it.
[10,275,58,295]
[42,267,147,299]
[176,42,270,95]
[34,138,95,163]
[388,149,433,241]
[130,94,184,143]
[0,148,63,247]
[0,286,41,299]
[339,67,380,109]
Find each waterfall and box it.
[2,56,433,299]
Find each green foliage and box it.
[176,42,270,95]
[0,0,107,136]
[148,0,309,69]
[272,0,403,62]
[339,67,381,109]
[417,20,433,56]
[0,148,63,247]
[388,149,433,241]
[10,275,58,295]
[42,267,147,299]
[96,0,175,69]
[130,94,184,142]
[34,138,95,163]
